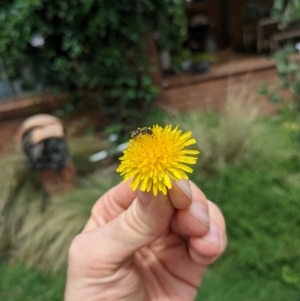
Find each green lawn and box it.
[0,262,64,301]
[1,261,299,301]
[197,270,300,301]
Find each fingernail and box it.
[203,223,222,247]
[138,190,151,204]
[188,202,209,227]
[176,179,192,200]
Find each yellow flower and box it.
[116,124,199,196]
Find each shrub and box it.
[260,0,300,146]
[272,0,300,28]
[260,45,300,145]
[0,0,186,136]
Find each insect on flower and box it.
[117,124,200,196]
[130,127,153,139]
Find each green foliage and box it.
[197,270,300,301]
[0,0,186,135]
[261,1,300,145]
[260,45,298,107]
[0,262,64,301]
[272,0,300,28]
[282,265,300,289]
[195,156,300,281]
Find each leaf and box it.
[282,265,300,287]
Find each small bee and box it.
[130,127,153,139]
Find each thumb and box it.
[70,191,173,274]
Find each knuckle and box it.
[68,233,87,262]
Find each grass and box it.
[197,270,300,301]
[174,99,300,299]
[0,135,116,271]
[192,158,300,296]
[14,167,119,272]
[165,90,275,172]
[0,262,64,301]
[188,108,300,300]
[1,261,299,301]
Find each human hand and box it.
[64,179,226,301]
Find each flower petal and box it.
[116,124,199,196]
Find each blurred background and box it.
[1,0,300,300]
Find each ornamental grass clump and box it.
[116,124,199,195]
[0,135,114,272]
[166,88,270,171]
[15,169,118,273]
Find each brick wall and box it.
[158,56,282,114]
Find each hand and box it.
[64,179,226,301]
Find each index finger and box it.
[170,180,210,237]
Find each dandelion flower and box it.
[116,124,199,196]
